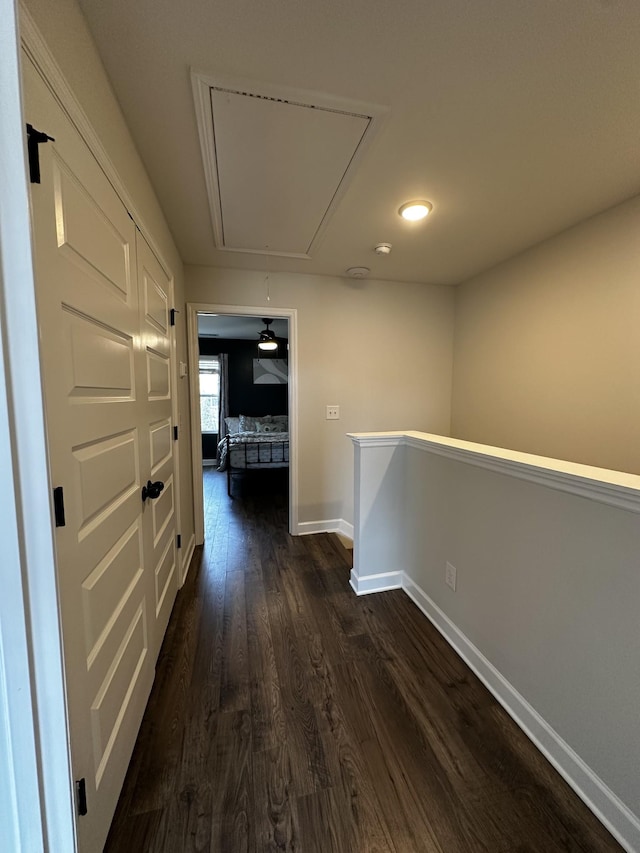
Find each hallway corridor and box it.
[105,469,621,852]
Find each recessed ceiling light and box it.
[398,200,433,221]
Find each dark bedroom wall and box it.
[199,337,289,458]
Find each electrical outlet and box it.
[445,561,457,591]
[326,405,340,420]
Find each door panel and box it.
[89,603,148,786]
[137,235,178,653]
[81,522,144,663]
[142,270,170,335]
[67,313,135,399]
[53,157,133,300]
[150,418,173,473]
[154,535,178,618]
[24,55,177,852]
[73,430,139,533]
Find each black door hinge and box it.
[26,124,55,184]
[76,778,87,816]
[170,308,176,326]
[173,425,179,441]
[53,486,66,528]
[176,534,182,549]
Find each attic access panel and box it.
[192,73,385,259]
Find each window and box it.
[199,356,220,434]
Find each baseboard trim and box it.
[402,575,640,853]
[180,533,196,586]
[349,568,403,596]
[296,518,354,540]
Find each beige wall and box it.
[22,0,195,554]
[186,266,455,525]
[451,194,640,475]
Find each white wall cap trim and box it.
[350,430,640,514]
[348,432,407,447]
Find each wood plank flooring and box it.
[105,468,623,852]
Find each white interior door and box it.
[23,55,177,851]
[137,233,179,654]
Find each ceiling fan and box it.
[257,318,278,352]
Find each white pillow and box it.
[225,416,241,434]
[270,415,288,431]
[238,414,256,432]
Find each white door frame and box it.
[0,0,76,849]
[187,302,299,543]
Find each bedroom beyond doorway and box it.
[187,305,297,542]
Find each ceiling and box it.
[77,0,640,286]
[198,314,288,340]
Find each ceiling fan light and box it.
[399,200,432,221]
[258,338,278,351]
[257,318,278,352]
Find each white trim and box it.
[349,569,403,596]
[401,575,640,853]
[349,431,640,514]
[167,275,185,589]
[190,69,387,260]
[181,533,196,585]
[347,432,406,448]
[187,302,299,542]
[295,518,353,539]
[187,305,205,544]
[1,3,76,849]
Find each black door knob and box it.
[142,480,164,502]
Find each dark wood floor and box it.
[105,468,623,852]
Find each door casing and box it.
[187,302,299,544]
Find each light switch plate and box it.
[326,405,340,420]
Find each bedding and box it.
[225,416,241,435]
[219,431,289,469]
[238,414,288,432]
[216,416,289,495]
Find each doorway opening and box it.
[187,303,298,544]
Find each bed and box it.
[217,415,289,496]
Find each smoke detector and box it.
[374,243,392,255]
[346,267,370,279]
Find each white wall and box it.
[186,266,455,526]
[21,0,195,560]
[451,193,640,475]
